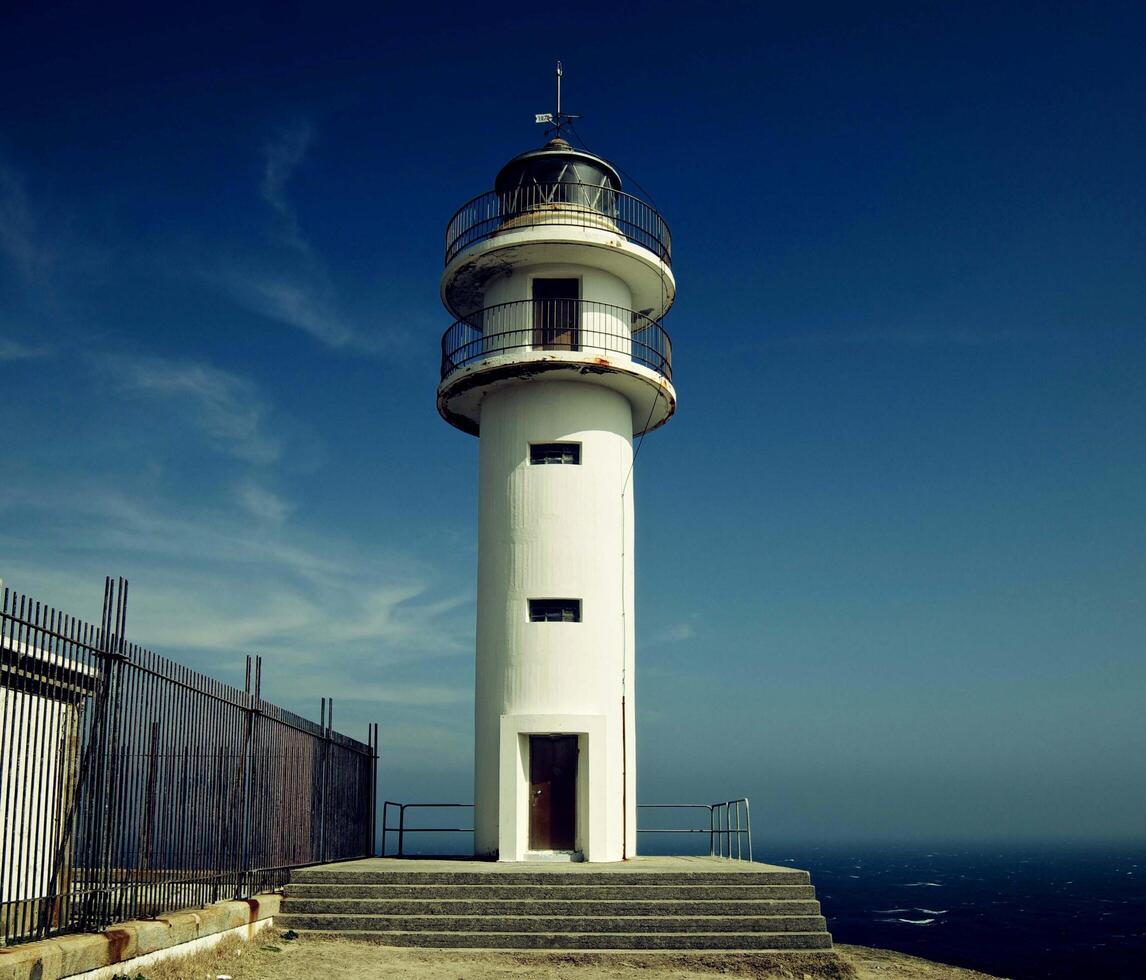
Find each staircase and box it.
[278,864,833,951]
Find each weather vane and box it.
[534,60,582,139]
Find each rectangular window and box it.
[530,442,581,465]
[529,599,582,623]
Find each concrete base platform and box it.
[279,857,834,952]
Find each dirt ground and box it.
[120,930,1004,980]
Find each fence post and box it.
[79,577,129,930]
[368,723,379,857]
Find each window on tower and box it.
[529,599,582,623]
[530,442,581,465]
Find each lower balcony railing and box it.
[440,299,672,383]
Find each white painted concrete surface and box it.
[473,383,635,861]
[438,157,675,863]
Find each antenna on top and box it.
[534,60,582,139]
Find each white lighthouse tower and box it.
[438,71,676,862]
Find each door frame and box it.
[499,714,607,862]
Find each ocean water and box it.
[761,843,1146,980]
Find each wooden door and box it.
[529,735,577,850]
[532,278,580,350]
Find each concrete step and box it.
[276,914,828,934]
[283,929,835,950]
[283,882,818,900]
[289,870,810,886]
[281,898,822,917]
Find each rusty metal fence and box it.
[0,577,378,946]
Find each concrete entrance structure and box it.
[437,133,677,862]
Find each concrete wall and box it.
[484,264,632,308]
[0,895,279,980]
[473,382,636,861]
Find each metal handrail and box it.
[380,797,751,861]
[382,802,475,857]
[637,799,753,861]
[444,181,672,266]
[440,298,672,382]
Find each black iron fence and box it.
[0,577,378,946]
[444,181,672,267]
[440,298,673,382]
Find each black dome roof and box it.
[494,138,621,193]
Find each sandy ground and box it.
[123,930,1005,980]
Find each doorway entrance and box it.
[532,278,580,351]
[528,734,577,851]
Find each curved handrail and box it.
[440,298,672,383]
[444,182,672,267]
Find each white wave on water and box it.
[875,917,937,926]
[903,881,943,887]
[919,908,949,915]
[872,908,909,913]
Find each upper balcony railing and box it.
[440,298,672,383]
[444,182,672,267]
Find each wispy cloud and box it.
[0,335,53,361]
[235,479,294,525]
[0,482,472,669]
[0,160,52,284]
[764,325,1035,348]
[96,353,281,464]
[205,120,396,354]
[220,270,363,350]
[260,122,315,256]
[646,617,699,647]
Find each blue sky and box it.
[2,1,1143,843]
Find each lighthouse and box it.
[438,70,675,862]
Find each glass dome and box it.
[494,138,620,214]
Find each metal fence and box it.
[378,799,753,860]
[444,181,672,267]
[381,802,474,857]
[637,800,753,860]
[0,577,378,946]
[440,298,673,382]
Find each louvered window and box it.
[530,443,581,465]
[529,599,582,623]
